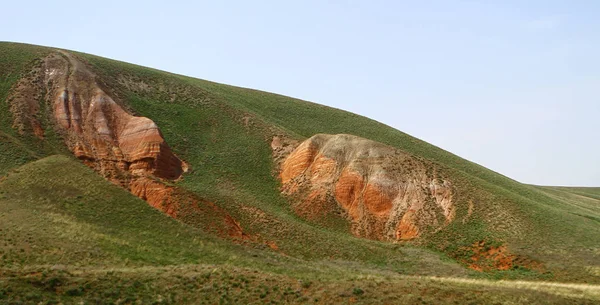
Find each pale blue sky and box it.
[2,1,599,186]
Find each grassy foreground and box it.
[1,156,597,304]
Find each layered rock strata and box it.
[42,52,184,182]
[280,134,454,241]
[7,51,244,238]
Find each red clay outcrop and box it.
[129,177,246,239]
[43,51,184,182]
[7,51,245,239]
[280,134,454,241]
[464,241,544,272]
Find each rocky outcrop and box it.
[7,51,245,239]
[280,134,454,241]
[42,51,184,182]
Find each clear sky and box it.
[2,1,598,186]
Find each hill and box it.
[0,41,599,304]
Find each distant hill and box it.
[1,41,598,304]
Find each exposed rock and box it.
[279,134,454,241]
[271,135,299,168]
[42,51,184,181]
[7,51,247,239]
[130,177,179,217]
[130,177,247,239]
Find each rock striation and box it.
[42,52,184,182]
[280,134,454,241]
[7,51,245,238]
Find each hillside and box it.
[0,42,599,304]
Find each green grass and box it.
[0,42,65,175]
[0,42,599,302]
[4,156,594,303]
[547,186,600,201]
[75,47,600,282]
[0,155,234,267]
[0,154,472,275]
[0,130,39,175]
[3,265,599,304]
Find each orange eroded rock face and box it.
[280,140,318,184]
[280,134,455,241]
[7,51,247,239]
[130,177,178,217]
[334,168,364,218]
[396,210,420,240]
[43,52,184,181]
[129,177,246,239]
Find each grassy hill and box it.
[1,156,596,304]
[1,41,599,304]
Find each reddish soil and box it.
[396,210,420,240]
[278,134,455,241]
[464,241,544,272]
[42,52,184,181]
[130,177,248,239]
[7,51,248,241]
[467,241,516,271]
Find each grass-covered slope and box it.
[0,155,233,266]
[0,41,599,303]
[4,156,597,304]
[0,43,66,175]
[0,158,597,304]
[73,44,598,281]
[547,186,600,201]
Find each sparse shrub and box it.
[65,286,84,296]
[44,276,64,291]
